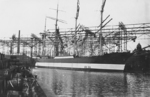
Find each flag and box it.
[101,0,106,12]
[76,0,80,19]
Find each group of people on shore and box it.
[4,65,38,97]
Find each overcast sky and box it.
[0,0,150,37]
[0,0,150,49]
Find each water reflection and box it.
[126,73,150,97]
[32,68,150,97]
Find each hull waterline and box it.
[35,62,125,72]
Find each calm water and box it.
[32,68,150,97]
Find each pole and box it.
[17,30,20,54]
[55,3,59,56]
[74,18,77,56]
[99,10,103,55]
[31,38,33,58]
[74,0,79,56]
[99,0,106,55]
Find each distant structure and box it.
[0,23,150,58]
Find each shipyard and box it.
[0,0,150,97]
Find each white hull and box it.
[36,62,125,71]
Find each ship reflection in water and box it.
[32,68,150,97]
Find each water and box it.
[32,68,150,97]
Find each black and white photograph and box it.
[0,0,150,97]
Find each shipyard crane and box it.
[103,23,127,52]
[75,25,96,55]
[102,22,137,52]
[118,22,128,51]
[78,25,96,45]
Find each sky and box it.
[0,0,150,49]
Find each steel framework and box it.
[0,23,150,57]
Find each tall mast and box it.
[55,3,59,56]
[74,0,80,56]
[55,3,59,31]
[99,0,106,55]
[47,2,66,57]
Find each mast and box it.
[54,3,59,56]
[99,0,106,55]
[47,2,66,57]
[41,18,47,56]
[74,0,80,56]
[55,3,59,31]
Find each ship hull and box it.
[35,52,132,72]
[36,62,124,72]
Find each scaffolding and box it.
[0,23,150,57]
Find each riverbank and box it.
[0,53,47,97]
[0,69,47,97]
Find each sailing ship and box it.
[35,0,148,72]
